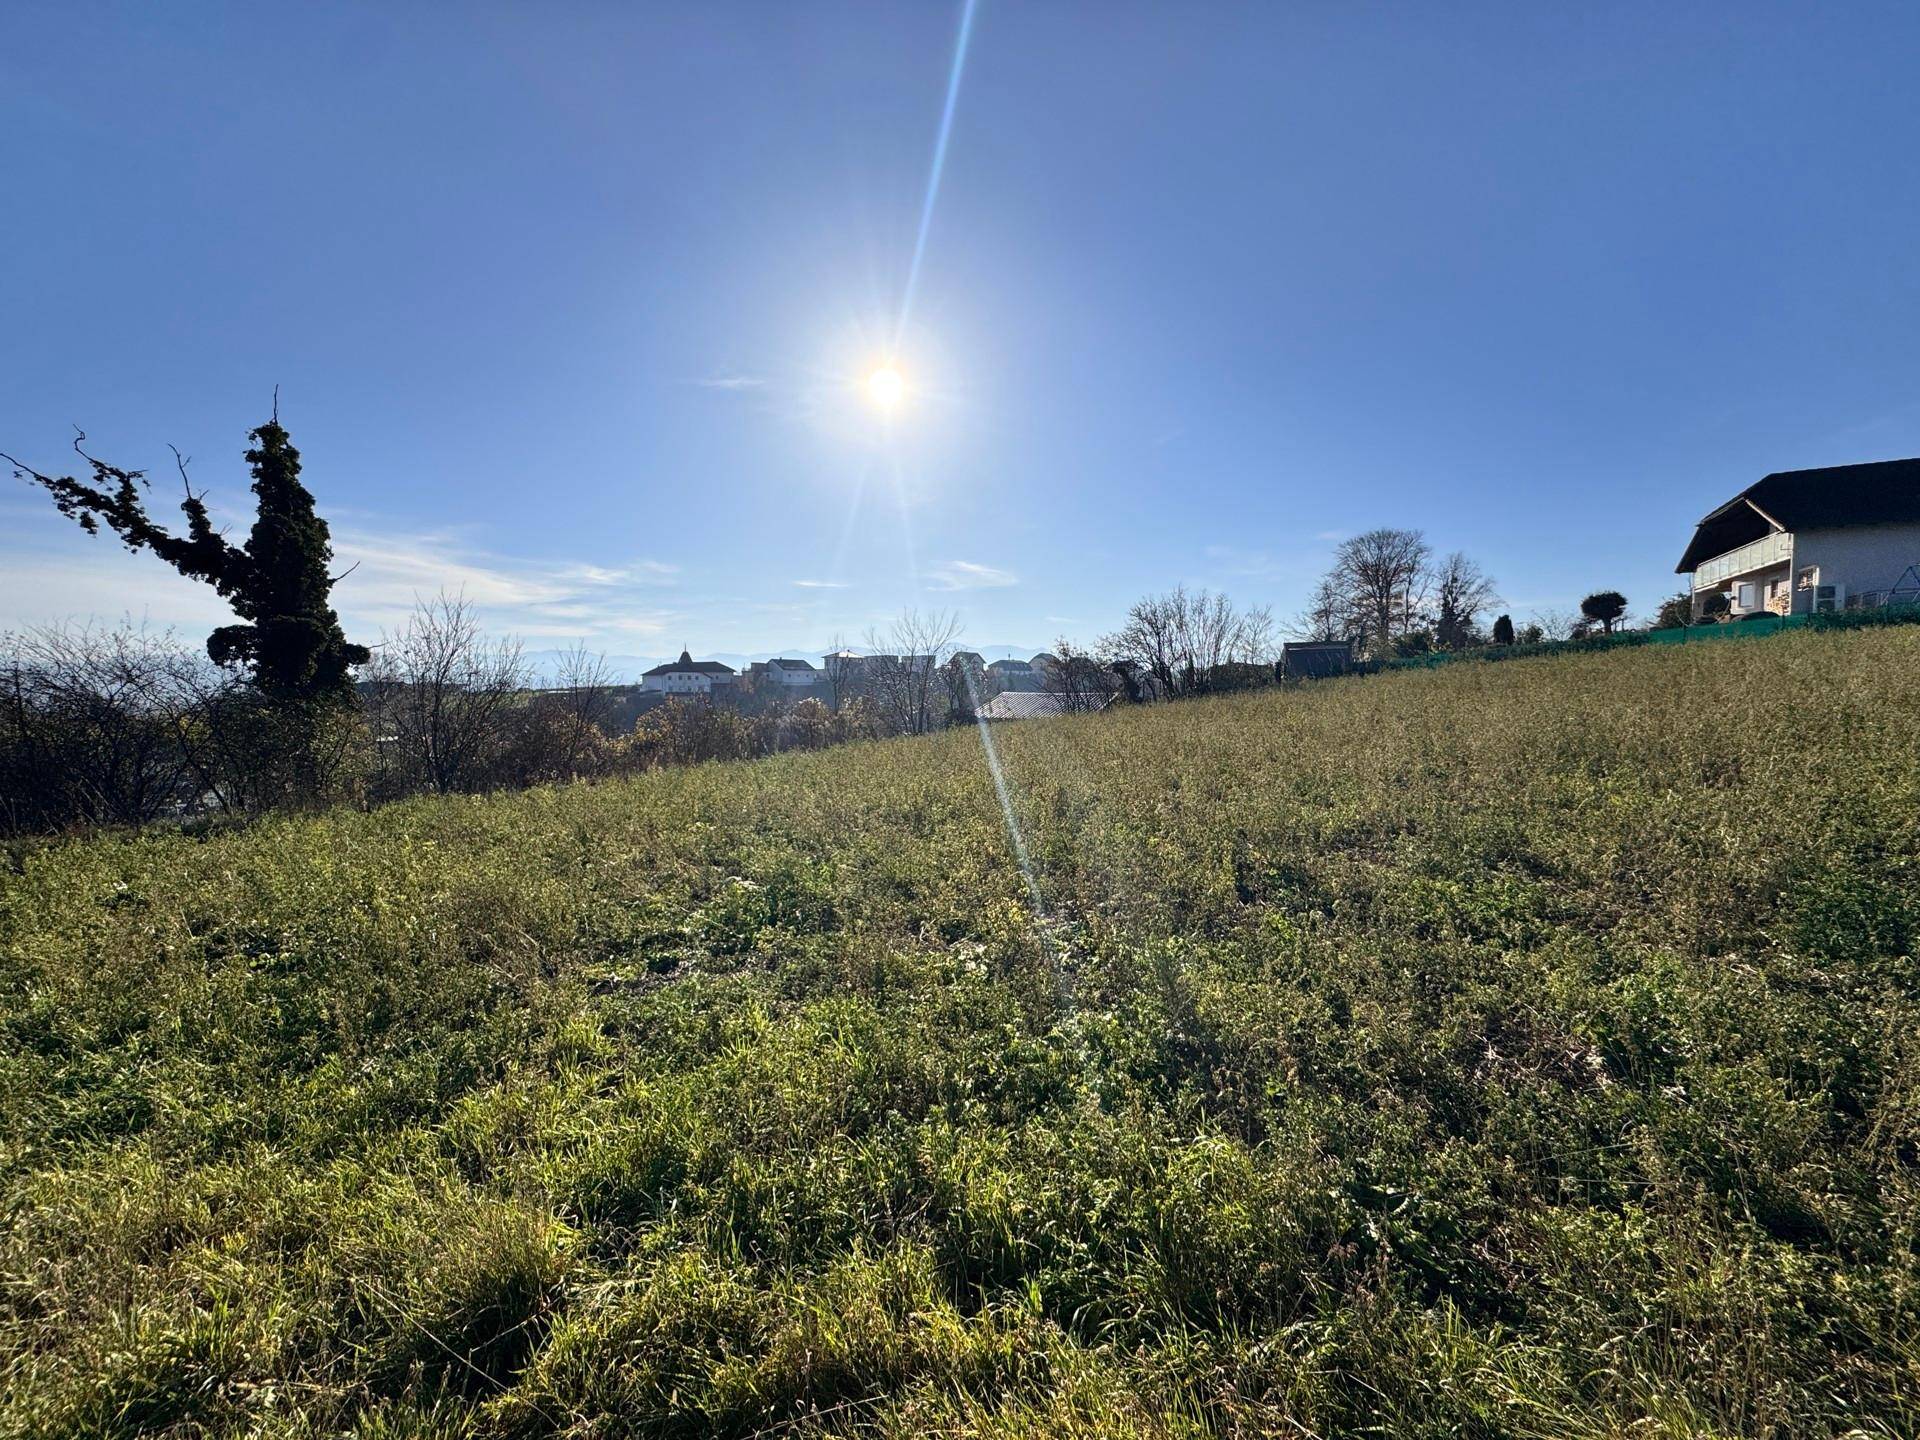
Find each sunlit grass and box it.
[4,627,1920,1435]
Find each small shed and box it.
[1281,640,1356,681]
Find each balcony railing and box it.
[1692,530,1791,591]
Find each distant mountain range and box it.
[523,644,1046,685]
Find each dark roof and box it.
[641,649,736,677]
[768,657,815,671]
[1677,458,1920,572]
[987,657,1032,671]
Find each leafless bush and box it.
[1102,586,1274,699]
[863,608,964,735]
[0,625,198,832]
[1042,639,1124,713]
[364,594,529,796]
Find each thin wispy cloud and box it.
[558,560,679,587]
[793,578,850,589]
[927,560,1017,591]
[1203,543,1291,580]
[696,369,766,391]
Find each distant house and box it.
[1282,640,1356,681]
[640,649,736,696]
[758,657,819,688]
[1678,459,1920,618]
[977,691,1112,721]
[986,657,1039,692]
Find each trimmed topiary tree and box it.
[6,412,368,706]
[1580,590,1629,635]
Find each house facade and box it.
[986,657,1038,692]
[760,657,819,688]
[1677,459,1920,618]
[640,650,737,695]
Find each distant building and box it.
[758,657,819,688]
[986,656,1040,692]
[977,691,1112,721]
[1281,640,1356,681]
[640,649,737,696]
[1677,459,1920,617]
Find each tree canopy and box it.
[1580,590,1630,635]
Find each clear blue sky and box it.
[6,1,1920,664]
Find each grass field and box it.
[5,628,1920,1437]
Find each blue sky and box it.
[6,1,1920,664]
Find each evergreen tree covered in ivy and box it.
[5,413,369,704]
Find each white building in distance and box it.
[640,650,737,696]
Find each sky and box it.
[5,1,1920,669]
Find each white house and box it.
[1677,459,1920,618]
[760,657,819,688]
[640,649,737,695]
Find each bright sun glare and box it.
[866,364,906,408]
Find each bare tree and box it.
[1529,608,1581,642]
[548,642,614,775]
[365,593,528,795]
[1292,574,1350,643]
[821,633,858,712]
[1043,638,1123,713]
[862,608,963,735]
[1101,586,1272,700]
[1322,528,1432,656]
[1432,551,1500,649]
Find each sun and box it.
[866,364,906,408]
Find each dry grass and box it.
[4,627,1920,1436]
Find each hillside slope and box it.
[5,630,1920,1437]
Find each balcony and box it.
[1691,529,1791,591]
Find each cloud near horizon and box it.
[0,508,685,648]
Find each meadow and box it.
[4,627,1919,1438]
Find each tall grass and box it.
[4,628,1919,1435]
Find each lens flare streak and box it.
[895,0,980,348]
